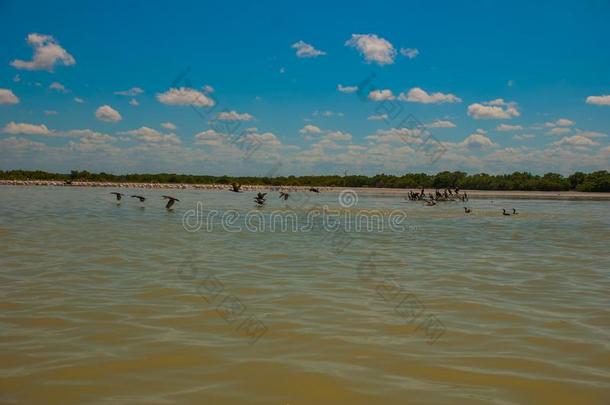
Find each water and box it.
[1,186,609,404]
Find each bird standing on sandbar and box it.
[162,195,180,210]
[512,208,519,215]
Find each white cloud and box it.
[546,127,571,135]
[195,129,226,146]
[337,84,358,93]
[114,87,144,96]
[399,87,461,104]
[13,75,21,83]
[74,97,85,103]
[129,98,139,106]
[95,105,122,123]
[119,127,180,144]
[324,131,352,142]
[428,120,456,128]
[216,110,254,121]
[203,85,214,94]
[366,127,425,144]
[461,133,497,149]
[44,110,58,116]
[399,48,419,59]
[49,82,68,93]
[300,124,322,134]
[467,99,520,119]
[368,114,388,121]
[0,89,20,105]
[575,131,606,138]
[368,89,395,101]
[317,110,344,118]
[239,131,281,146]
[11,33,75,71]
[507,80,515,87]
[345,34,396,65]
[552,135,599,147]
[156,87,215,107]
[585,95,610,106]
[496,124,523,132]
[291,40,326,58]
[545,118,574,127]
[161,122,177,131]
[513,134,535,141]
[2,122,52,136]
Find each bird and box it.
[230,183,242,193]
[162,195,180,210]
[279,191,290,201]
[502,209,511,216]
[464,207,471,214]
[254,192,267,206]
[131,195,146,202]
[309,187,320,193]
[110,192,124,201]
[512,208,519,215]
[426,200,436,206]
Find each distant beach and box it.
[2,179,609,200]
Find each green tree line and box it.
[1,169,609,192]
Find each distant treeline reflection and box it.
[1,170,609,192]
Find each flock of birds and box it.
[405,187,519,215]
[109,184,519,215]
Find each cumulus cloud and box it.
[368,114,388,121]
[74,97,85,103]
[300,124,322,134]
[292,41,326,58]
[345,34,396,65]
[461,133,497,149]
[467,99,520,119]
[546,127,571,135]
[129,98,139,106]
[114,87,144,96]
[44,110,58,116]
[399,87,461,104]
[337,84,358,93]
[161,122,177,131]
[586,95,610,106]
[119,127,180,144]
[544,118,574,127]
[366,127,425,144]
[399,48,419,59]
[216,110,254,121]
[513,134,535,141]
[428,120,456,128]
[156,87,215,107]
[2,122,52,136]
[496,124,523,132]
[95,105,122,123]
[323,131,352,142]
[49,81,68,93]
[11,33,75,71]
[368,89,395,101]
[0,89,20,105]
[552,135,599,147]
[195,129,226,146]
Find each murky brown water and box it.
[1,186,609,404]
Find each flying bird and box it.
[464,207,471,214]
[309,187,320,193]
[131,195,146,202]
[254,192,267,206]
[279,191,290,201]
[162,195,180,210]
[230,183,242,193]
[110,192,124,201]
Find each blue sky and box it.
[1,0,609,176]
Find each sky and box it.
[1,0,609,176]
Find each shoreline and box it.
[2,180,610,200]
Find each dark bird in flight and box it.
[110,192,124,201]
[464,207,471,214]
[512,208,519,215]
[254,192,267,206]
[279,191,290,201]
[131,195,146,202]
[230,183,242,193]
[502,209,511,216]
[162,195,180,210]
[309,187,320,193]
